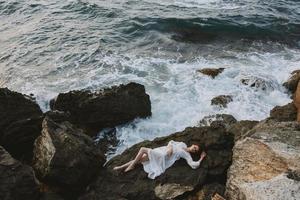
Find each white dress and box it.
[142,140,201,179]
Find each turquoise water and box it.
[0,0,300,157]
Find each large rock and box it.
[294,81,300,122]
[0,146,40,200]
[269,102,297,122]
[0,88,43,161]
[79,125,234,200]
[197,68,224,78]
[225,119,300,200]
[227,120,259,142]
[211,95,233,108]
[50,82,151,135]
[283,70,300,94]
[33,117,105,198]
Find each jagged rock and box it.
[96,128,119,155]
[33,117,105,198]
[0,146,40,200]
[211,95,233,108]
[198,114,237,130]
[187,183,225,200]
[0,88,43,161]
[283,70,300,94]
[227,120,258,142]
[240,76,276,91]
[79,126,234,200]
[44,110,71,124]
[269,103,297,122]
[197,68,225,78]
[294,81,300,122]
[50,82,151,135]
[225,120,300,200]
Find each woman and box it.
[113,140,207,179]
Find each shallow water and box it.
[0,0,300,158]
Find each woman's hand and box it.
[200,151,207,161]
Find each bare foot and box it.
[124,165,134,172]
[113,166,123,171]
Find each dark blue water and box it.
[1,0,300,156]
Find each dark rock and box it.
[187,183,225,200]
[198,114,237,130]
[283,70,300,94]
[33,117,105,198]
[269,103,297,122]
[79,126,234,200]
[96,128,119,156]
[44,110,71,124]
[287,169,300,181]
[227,120,258,141]
[50,82,151,136]
[0,146,40,200]
[211,95,233,108]
[240,76,276,91]
[197,68,225,78]
[0,88,43,162]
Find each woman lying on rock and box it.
[113,140,207,179]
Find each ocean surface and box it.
[1,0,300,158]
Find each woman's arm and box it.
[181,151,206,169]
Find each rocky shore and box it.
[0,72,300,200]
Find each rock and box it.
[32,117,105,198]
[0,88,43,161]
[211,95,233,108]
[294,81,300,122]
[269,103,297,122]
[240,76,276,91]
[0,145,40,200]
[197,68,225,78]
[198,114,237,130]
[50,82,151,135]
[79,125,234,200]
[225,120,300,200]
[96,128,119,155]
[44,110,71,124]
[227,120,259,142]
[283,70,300,94]
[187,183,225,200]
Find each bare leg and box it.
[124,147,149,172]
[113,160,134,171]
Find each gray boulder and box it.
[33,117,105,198]
[0,88,43,161]
[0,146,40,200]
[50,82,151,136]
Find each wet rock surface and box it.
[198,114,237,130]
[211,95,233,108]
[283,70,300,95]
[0,146,40,200]
[50,82,151,135]
[240,76,276,91]
[33,117,105,198]
[79,125,234,200]
[0,88,43,162]
[197,68,224,78]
